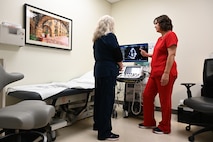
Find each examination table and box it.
[6,71,95,141]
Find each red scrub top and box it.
[150,31,178,77]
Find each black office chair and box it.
[181,58,213,142]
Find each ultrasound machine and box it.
[114,43,149,118]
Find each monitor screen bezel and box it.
[120,43,148,62]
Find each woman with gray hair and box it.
[92,15,123,141]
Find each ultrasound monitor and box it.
[120,43,148,62]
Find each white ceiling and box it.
[106,0,121,4]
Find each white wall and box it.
[111,0,213,109]
[1,0,213,109]
[0,0,111,104]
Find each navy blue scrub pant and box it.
[93,76,116,138]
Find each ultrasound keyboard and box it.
[117,66,143,80]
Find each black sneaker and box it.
[138,123,155,129]
[152,127,169,134]
[106,133,119,141]
[98,132,119,141]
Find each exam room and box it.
[0,0,213,142]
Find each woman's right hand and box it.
[140,49,152,57]
[117,62,123,71]
[140,49,148,57]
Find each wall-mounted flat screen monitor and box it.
[120,43,148,62]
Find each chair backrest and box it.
[202,58,213,98]
[0,65,24,91]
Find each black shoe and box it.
[98,133,119,141]
[152,127,170,134]
[138,123,155,129]
[152,127,164,134]
[106,133,119,141]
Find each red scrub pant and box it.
[142,75,176,133]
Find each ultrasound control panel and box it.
[117,66,143,79]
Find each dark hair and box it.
[154,15,173,31]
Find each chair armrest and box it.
[180,83,196,98]
[0,65,24,90]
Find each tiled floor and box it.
[56,107,213,142]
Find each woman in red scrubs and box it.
[138,15,178,134]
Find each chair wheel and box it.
[186,125,191,131]
[188,136,194,142]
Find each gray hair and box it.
[92,15,115,42]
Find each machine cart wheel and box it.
[123,110,129,118]
[112,104,118,118]
[112,110,118,118]
[122,100,129,118]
